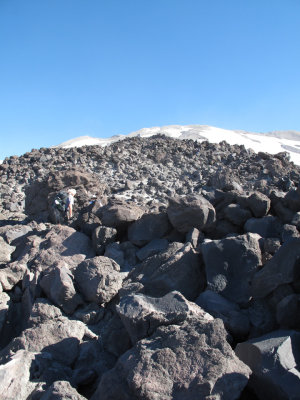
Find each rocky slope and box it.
[0,135,300,399]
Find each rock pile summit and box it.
[0,135,300,399]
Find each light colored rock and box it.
[74,256,123,304]
[0,237,15,264]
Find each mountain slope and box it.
[55,125,300,165]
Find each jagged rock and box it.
[2,224,32,244]
[185,227,204,248]
[26,298,63,328]
[235,330,300,400]
[92,318,251,400]
[76,211,101,237]
[0,293,10,334]
[92,225,117,255]
[0,261,27,291]
[251,238,300,298]
[284,188,300,212]
[276,294,300,329]
[247,191,271,217]
[0,315,94,366]
[263,238,281,254]
[136,243,204,301]
[74,256,123,304]
[244,216,282,238]
[40,380,86,400]
[0,236,15,264]
[291,211,300,228]
[96,199,145,228]
[281,223,300,243]
[104,242,125,266]
[136,238,169,261]
[196,290,250,338]
[167,194,216,233]
[0,350,38,400]
[34,225,95,270]
[117,291,212,344]
[40,262,84,315]
[247,299,276,337]
[128,212,171,246]
[201,233,262,305]
[223,203,252,226]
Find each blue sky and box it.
[0,0,300,160]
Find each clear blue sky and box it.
[1,0,300,160]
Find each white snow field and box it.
[55,125,300,165]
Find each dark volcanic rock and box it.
[74,256,123,304]
[201,233,262,305]
[92,318,250,400]
[235,330,300,400]
[167,194,216,233]
[2,135,300,399]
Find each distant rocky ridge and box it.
[0,135,300,399]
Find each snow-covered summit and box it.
[55,125,300,165]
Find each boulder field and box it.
[0,135,300,399]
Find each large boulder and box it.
[136,238,169,261]
[0,350,38,400]
[128,213,171,246]
[196,290,250,339]
[247,191,271,217]
[92,226,117,255]
[34,225,95,270]
[40,262,84,315]
[251,238,300,299]
[223,203,252,227]
[117,291,212,344]
[74,256,123,304]
[235,330,300,400]
[92,318,251,400]
[139,243,205,301]
[167,194,216,233]
[40,380,86,400]
[276,294,300,329]
[0,293,10,334]
[244,216,282,238]
[0,262,27,292]
[96,199,145,228]
[201,233,262,305]
[0,237,15,264]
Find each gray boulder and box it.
[0,350,38,400]
[0,315,95,366]
[3,224,32,244]
[284,188,300,212]
[235,330,300,400]
[92,318,251,400]
[247,191,271,217]
[74,256,123,304]
[40,262,84,315]
[128,213,170,246]
[244,216,282,238]
[251,238,300,298]
[276,294,300,329]
[201,233,262,305]
[40,380,86,400]
[281,224,300,243]
[117,291,212,344]
[167,194,216,233]
[196,290,250,338]
[0,261,27,292]
[0,237,15,264]
[223,203,252,226]
[92,225,117,255]
[136,238,169,261]
[0,292,10,334]
[34,225,95,270]
[140,243,205,301]
[97,199,145,228]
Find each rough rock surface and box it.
[1,135,300,399]
[92,318,251,400]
